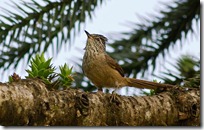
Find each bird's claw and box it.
[110,90,119,103]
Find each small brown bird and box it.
[82,30,173,92]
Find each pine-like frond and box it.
[109,0,200,77]
[155,55,200,87]
[0,0,103,70]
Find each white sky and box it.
[0,0,201,95]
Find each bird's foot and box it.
[97,88,103,93]
[110,90,119,103]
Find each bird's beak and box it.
[84,30,91,38]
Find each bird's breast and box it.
[82,52,125,88]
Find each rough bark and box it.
[0,79,200,126]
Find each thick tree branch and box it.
[0,79,200,126]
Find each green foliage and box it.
[25,53,75,89]
[0,0,103,71]
[183,74,200,88]
[155,55,200,87]
[8,76,13,83]
[26,53,55,84]
[142,89,155,96]
[108,0,199,77]
[58,63,74,89]
[143,54,200,95]
[176,55,200,78]
[141,79,160,96]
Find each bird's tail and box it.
[125,78,174,90]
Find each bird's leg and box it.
[98,87,103,92]
[110,82,120,102]
[97,87,103,96]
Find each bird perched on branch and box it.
[82,30,174,92]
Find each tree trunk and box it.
[0,79,200,126]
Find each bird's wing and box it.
[105,54,124,77]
